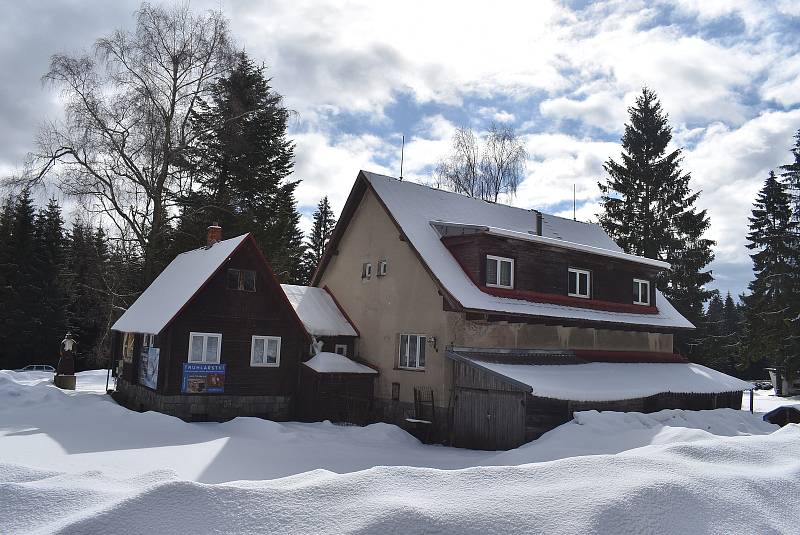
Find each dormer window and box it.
[633,279,650,305]
[568,268,591,298]
[486,255,514,289]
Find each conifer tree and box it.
[598,87,715,338]
[176,52,304,282]
[32,198,67,364]
[742,171,800,377]
[780,129,800,218]
[300,196,337,284]
[0,196,15,369]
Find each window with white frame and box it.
[633,279,650,305]
[251,336,281,367]
[334,344,348,356]
[486,255,514,288]
[568,268,591,298]
[398,334,426,370]
[188,332,222,363]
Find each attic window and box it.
[568,268,591,299]
[486,255,514,289]
[227,269,256,292]
[633,279,650,306]
[361,262,373,280]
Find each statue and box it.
[54,332,77,390]
[310,337,324,356]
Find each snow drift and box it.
[1,370,799,534]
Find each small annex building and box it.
[110,227,362,422]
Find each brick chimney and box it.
[534,211,543,236]
[206,224,222,247]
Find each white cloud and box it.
[478,107,516,124]
[539,91,628,133]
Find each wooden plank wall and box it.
[443,234,659,306]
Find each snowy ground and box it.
[743,387,800,414]
[2,370,799,534]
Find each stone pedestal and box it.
[54,375,76,390]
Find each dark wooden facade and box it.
[298,366,376,424]
[113,237,309,419]
[442,234,660,312]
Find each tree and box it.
[436,123,526,201]
[300,196,337,283]
[598,87,715,337]
[32,3,233,284]
[780,129,800,218]
[742,171,799,377]
[174,52,304,282]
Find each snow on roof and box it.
[281,285,358,337]
[448,352,753,401]
[303,352,377,374]
[111,234,249,334]
[362,171,693,329]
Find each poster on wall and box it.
[122,333,135,363]
[181,363,226,394]
[138,347,160,389]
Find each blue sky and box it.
[1,0,799,298]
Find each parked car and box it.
[15,364,56,372]
[753,381,774,390]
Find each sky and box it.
[1,0,799,298]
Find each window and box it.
[399,334,426,370]
[188,332,222,363]
[377,260,388,277]
[568,268,591,298]
[334,344,348,356]
[251,336,281,367]
[143,333,156,348]
[227,269,256,292]
[486,255,514,288]
[361,262,373,279]
[633,279,650,305]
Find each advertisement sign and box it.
[181,363,226,394]
[138,346,160,390]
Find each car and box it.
[15,364,56,373]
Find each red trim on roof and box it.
[480,286,659,315]
[574,349,689,363]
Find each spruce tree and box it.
[177,52,304,282]
[33,198,67,366]
[742,171,800,377]
[780,129,800,218]
[301,196,337,284]
[598,87,715,342]
[0,196,15,369]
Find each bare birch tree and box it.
[435,123,526,201]
[31,3,233,282]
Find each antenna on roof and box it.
[399,134,405,181]
[573,184,576,221]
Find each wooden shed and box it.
[298,352,378,424]
[447,347,752,451]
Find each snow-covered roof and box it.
[281,285,358,337]
[361,171,693,330]
[448,352,753,401]
[303,352,377,374]
[112,234,249,334]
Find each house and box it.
[110,227,360,422]
[313,171,753,449]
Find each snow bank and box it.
[303,352,377,374]
[1,370,796,533]
[4,427,800,534]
